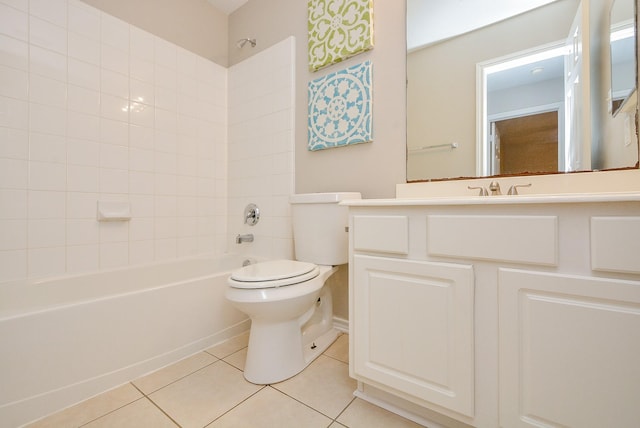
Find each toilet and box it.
[226,192,361,384]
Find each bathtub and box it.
[0,254,254,427]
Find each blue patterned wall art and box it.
[308,60,372,151]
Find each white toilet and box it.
[226,192,361,384]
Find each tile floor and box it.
[27,333,424,428]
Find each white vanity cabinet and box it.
[346,197,640,428]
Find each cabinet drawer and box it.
[591,217,640,274]
[353,215,409,255]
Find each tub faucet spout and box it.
[236,233,254,244]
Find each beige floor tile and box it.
[26,383,142,428]
[206,331,249,358]
[83,397,177,428]
[149,360,262,428]
[222,347,247,371]
[324,333,349,364]
[133,352,218,394]
[272,355,357,418]
[337,398,425,428]
[329,423,348,428]
[208,386,331,428]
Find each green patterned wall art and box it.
[308,60,372,151]
[308,0,374,72]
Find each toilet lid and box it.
[229,260,320,289]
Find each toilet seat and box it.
[229,260,320,289]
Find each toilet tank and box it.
[290,192,361,265]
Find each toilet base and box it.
[243,326,341,385]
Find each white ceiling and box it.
[206,0,248,15]
[407,0,561,51]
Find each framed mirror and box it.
[610,0,636,116]
[407,0,639,182]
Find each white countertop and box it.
[341,191,640,206]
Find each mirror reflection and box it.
[407,0,639,182]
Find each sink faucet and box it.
[488,181,502,196]
[236,233,254,244]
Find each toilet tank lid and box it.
[289,192,361,204]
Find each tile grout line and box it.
[129,382,183,427]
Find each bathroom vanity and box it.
[344,185,640,427]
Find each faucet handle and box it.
[468,185,488,196]
[507,183,532,195]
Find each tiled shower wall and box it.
[0,0,228,281]
[227,37,295,260]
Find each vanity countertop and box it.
[340,191,640,207]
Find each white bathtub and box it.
[0,254,253,427]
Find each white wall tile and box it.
[68,111,100,141]
[30,0,67,27]
[68,58,99,89]
[29,73,66,107]
[129,239,154,265]
[29,246,66,277]
[68,0,100,40]
[99,168,129,194]
[100,143,128,169]
[101,44,128,75]
[29,16,67,55]
[66,219,99,245]
[28,190,65,219]
[68,85,100,115]
[99,241,128,269]
[0,3,28,41]
[0,33,28,71]
[0,189,26,219]
[30,103,66,136]
[67,164,98,192]
[130,78,154,106]
[0,65,28,100]
[67,244,99,274]
[130,27,154,62]
[129,217,154,241]
[100,118,129,146]
[101,69,129,99]
[0,249,26,281]
[29,161,66,191]
[29,132,66,163]
[0,95,28,129]
[101,94,130,123]
[130,57,154,83]
[0,126,28,159]
[154,38,176,70]
[129,125,154,150]
[99,221,129,243]
[101,13,129,51]
[0,219,26,250]
[5,8,230,280]
[66,192,98,218]
[28,218,66,248]
[129,171,154,195]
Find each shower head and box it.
[236,38,256,48]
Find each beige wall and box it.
[229,0,407,199]
[81,0,229,66]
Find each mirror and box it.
[610,0,636,115]
[407,0,639,182]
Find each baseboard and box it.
[332,316,349,333]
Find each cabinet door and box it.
[352,255,475,417]
[499,269,640,428]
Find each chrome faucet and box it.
[488,181,502,196]
[236,233,254,244]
